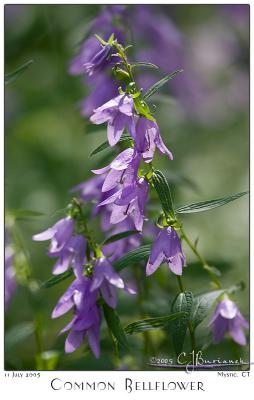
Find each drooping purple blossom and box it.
[52,277,101,357]
[71,175,105,203]
[33,216,74,256]
[146,226,186,276]
[52,255,135,357]
[52,235,86,278]
[69,6,127,117]
[90,94,135,146]
[134,116,173,162]
[83,44,112,77]
[99,177,149,231]
[92,148,140,192]
[5,235,16,307]
[90,258,135,308]
[209,298,249,346]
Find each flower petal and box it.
[65,330,84,353]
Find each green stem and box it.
[72,198,100,258]
[176,275,184,292]
[114,41,135,83]
[180,227,222,289]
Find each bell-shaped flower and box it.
[54,277,101,358]
[98,177,149,231]
[90,94,135,146]
[83,44,112,77]
[63,302,102,358]
[146,226,186,276]
[92,148,140,192]
[51,277,97,319]
[134,116,173,162]
[209,298,249,346]
[32,216,74,256]
[5,232,16,307]
[52,235,86,278]
[90,258,135,308]
[71,175,105,202]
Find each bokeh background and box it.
[5,4,249,370]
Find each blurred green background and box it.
[5,4,249,370]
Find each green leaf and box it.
[124,313,184,335]
[7,209,44,220]
[131,62,159,70]
[143,69,183,100]
[113,244,151,272]
[5,60,34,85]
[95,34,108,46]
[175,191,248,214]
[134,98,156,121]
[190,290,224,329]
[170,291,193,355]
[103,303,128,349]
[102,230,140,246]
[152,169,175,218]
[89,132,132,156]
[41,269,73,288]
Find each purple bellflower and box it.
[32,216,74,256]
[52,235,86,278]
[134,117,173,162]
[90,258,136,308]
[209,298,249,346]
[71,175,105,203]
[52,258,135,357]
[5,239,16,307]
[90,94,135,146]
[92,148,140,192]
[98,177,149,231]
[83,44,112,77]
[146,226,186,276]
[52,277,101,357]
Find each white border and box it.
[1,1,252,398]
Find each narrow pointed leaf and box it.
[7,209,44,220]
[143,69,183,100]
[41,269,73,288]
[124,312,184,335]
[5,60,34,85]
[90,132,132,156]
[103,303,128,349]
[113,244,151,272]
[152,169,175,218]
[175,191,248,214]
[170,291,193,355]
[102,230,140,246]
[131,62,159,70]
